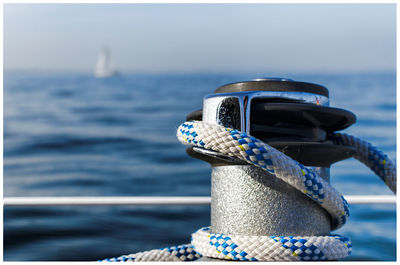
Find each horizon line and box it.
[3,68,397,76]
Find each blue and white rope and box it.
[101,244,201,262]
[192,227,351,261]
[330,133,396,193]
[100,121,395,262]
[177,121,349,230]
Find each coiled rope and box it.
[100,121,396,262]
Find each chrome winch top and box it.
[203,78,330,135]
[187,78,356,167]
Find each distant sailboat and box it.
[94,48,117,78]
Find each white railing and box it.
[3,195,395,206]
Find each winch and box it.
[101,78,395,262]
[187,78,356,168]
[186,78,356,260]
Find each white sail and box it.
[94,48,117,78]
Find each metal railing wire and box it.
[3,195,395,206]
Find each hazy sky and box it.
[3,4,396,73]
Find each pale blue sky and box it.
[3,4,396,73]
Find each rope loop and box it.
[191,227,352,261]
[177,121,350,230]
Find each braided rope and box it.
[99,244,201,262]
[191,227,351,261]
[177,121,349,230]
[100,121,395,262]
[331,133,396,193]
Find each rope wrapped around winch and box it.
[99,121,396,262]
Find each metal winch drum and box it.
[186,78,356,261]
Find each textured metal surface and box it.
[211,165,331,236]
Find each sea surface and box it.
[3,71,396,261]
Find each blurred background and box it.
[3,3,396,261]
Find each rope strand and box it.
[331,133,396,193]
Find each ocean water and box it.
[3,71,396,261]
